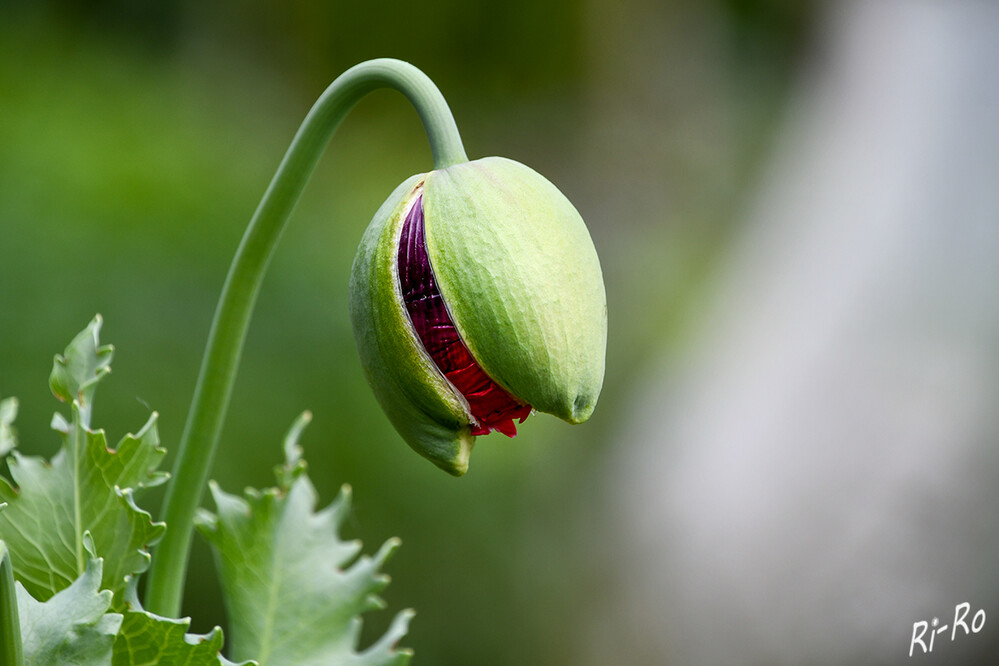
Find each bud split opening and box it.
[350,157,606,475]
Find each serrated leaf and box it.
[16,555,122,665]
[0,397,16,457]
[110,580,252,666]
[113,610,254,666]
[49,315,113,426]
[196,413,413,666]
[100,414,170,493]
[0,409,166,607]
[0,320,166,607]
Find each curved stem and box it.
[144,58,468,617]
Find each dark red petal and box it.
[398,193,532,437]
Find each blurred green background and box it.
[0,0,812,662]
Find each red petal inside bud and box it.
[398,193,533,437]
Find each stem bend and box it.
[144,59,467,617]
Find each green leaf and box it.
[113,610,249,666]
[0,412,166,608]
[0,397,16,458]
[112,581,256,666]
[196,412,413,666]
[0,319,166,607]
[16,554,122,665]
[49,315,113,427]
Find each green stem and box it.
[0,541,24,666]
[144,58,467,617]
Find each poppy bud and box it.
[350,156,606,475]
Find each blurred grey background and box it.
[587,2,999,664]
[1,0,996,663]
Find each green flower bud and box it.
[350,156,606,475]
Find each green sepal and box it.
[423,157,606,424]
[350,174,474,475]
